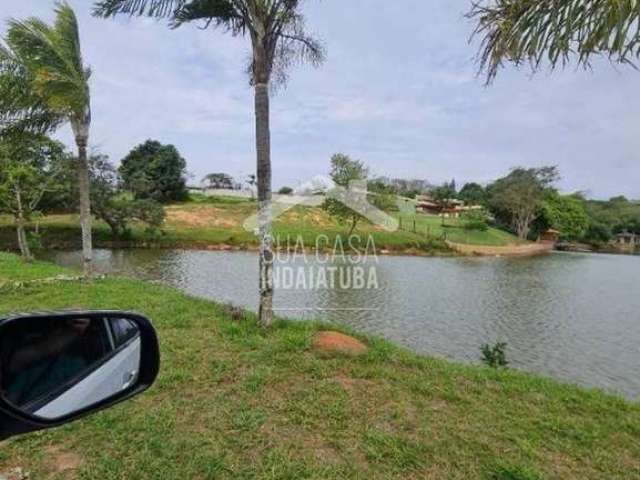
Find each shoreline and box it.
[8,234,639,260]
[20,239,553,259]
[2,233,551,259]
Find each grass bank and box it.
[0,252,638,479]
[0,195,522,256]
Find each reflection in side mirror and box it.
[0,311,159,439]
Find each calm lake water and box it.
[44,249,640,399]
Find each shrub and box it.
[94,196,165,238]
[130,199,166,234]
[481,342,508,368]
[26,231,43,253]
[278,186,293,195]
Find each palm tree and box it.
[0,3,93,277]
[467,0,640,83]
[94,0,324,326]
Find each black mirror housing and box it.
[0,311,160,440]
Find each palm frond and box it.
[54,2,85,76]
[172,0,243,31]
[93,0,188,18]
[0,43,65,136]
[4,3,90,123]
[468,0,640,83]
[94,0,324,87]
[268,9,324,87]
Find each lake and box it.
[44,248,640,399]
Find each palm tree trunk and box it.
[76,136,93,278]
[14,187,32,261]
[255,82,274,327]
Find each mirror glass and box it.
[0,316,141,420]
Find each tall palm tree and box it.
[467,0,640,83]
[0,3,93,277]
[94,0,324,326]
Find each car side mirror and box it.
[0,311,160,440]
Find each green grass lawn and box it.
[0,251,73,283]
[0,253,638,479]
[0,196,521,255]
[395,212,525,246]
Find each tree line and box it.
[319,154,639,245]
[0,136,188,258]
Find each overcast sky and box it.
[2,1,639,199]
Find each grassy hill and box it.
[0,195,522,255]
[0,252,638,479]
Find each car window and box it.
[2,318,111,411]
[109,318,139,349]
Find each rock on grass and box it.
[313,331,368,356]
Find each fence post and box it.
[399,217,403,230]
[413,219,416,233]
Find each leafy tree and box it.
[583,196,640,239]
[431,183,457,226]
[458,182,486,205]
[540,193,589,241]
[584,221,612,244]
[487,166,558,239]
[94,0,325,328]
[91,154,165,237]
[613,215,640,235]
[119,140,188,202]
[0,133,66,260]
[203,173,235,190]
[38,153,77,213]
[0,3,94,277]
[449,178,457,196]
[278,186,293,195]
[468,0,640,83]
[323,153,369,235]
[609,195,630,205]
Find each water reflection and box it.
[43,249,640,399]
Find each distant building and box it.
[540,229,561,244]
[415,195,481,218]
[187,185,253,199]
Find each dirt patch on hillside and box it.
[166,207,240,228]
[279,208,336,228]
